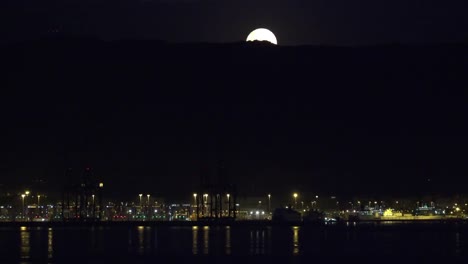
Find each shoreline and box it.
[0,219,467,228]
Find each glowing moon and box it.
[246,28,278,45]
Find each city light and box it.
[268,194,271,214]
[21,194,26,217]
[3,179,468,224]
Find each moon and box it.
[246,28,278,45]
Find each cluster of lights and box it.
[249,211,265,215]
[6,187,468,223]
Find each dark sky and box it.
[1,0,468,201]
[1,0,468,45]
[2,41,468,200]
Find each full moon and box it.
[246,28,278,45]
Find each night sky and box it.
[1,0,468,200]
[1,0,468,45]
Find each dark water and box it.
[0,222,467,263]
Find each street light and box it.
[203,194,208,215]
[37,195,41,216]
[268,194,271,214]
[146,194,151,218]
[293,193,298,208]
[25,191,30,210]
[21,194,26,218]
[193,193,197,206]
[225,193,231,217]
[139,194,143,209]
[92,194,95,217]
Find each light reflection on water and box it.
[132,226,153,255]
[250,229,266,255]
[20,226,30,261]
[19,226,54,262]
[192,226,198,255]
[203,226,209,255]
[137,226,145,255]
[5,223,467,260]
[225,226,231,255]
[48,228,53,260]
[292,226,300,256]
[190,225,233,255]
[455,232,460,256]
[266,226,272,255]
[191,225,234,255]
